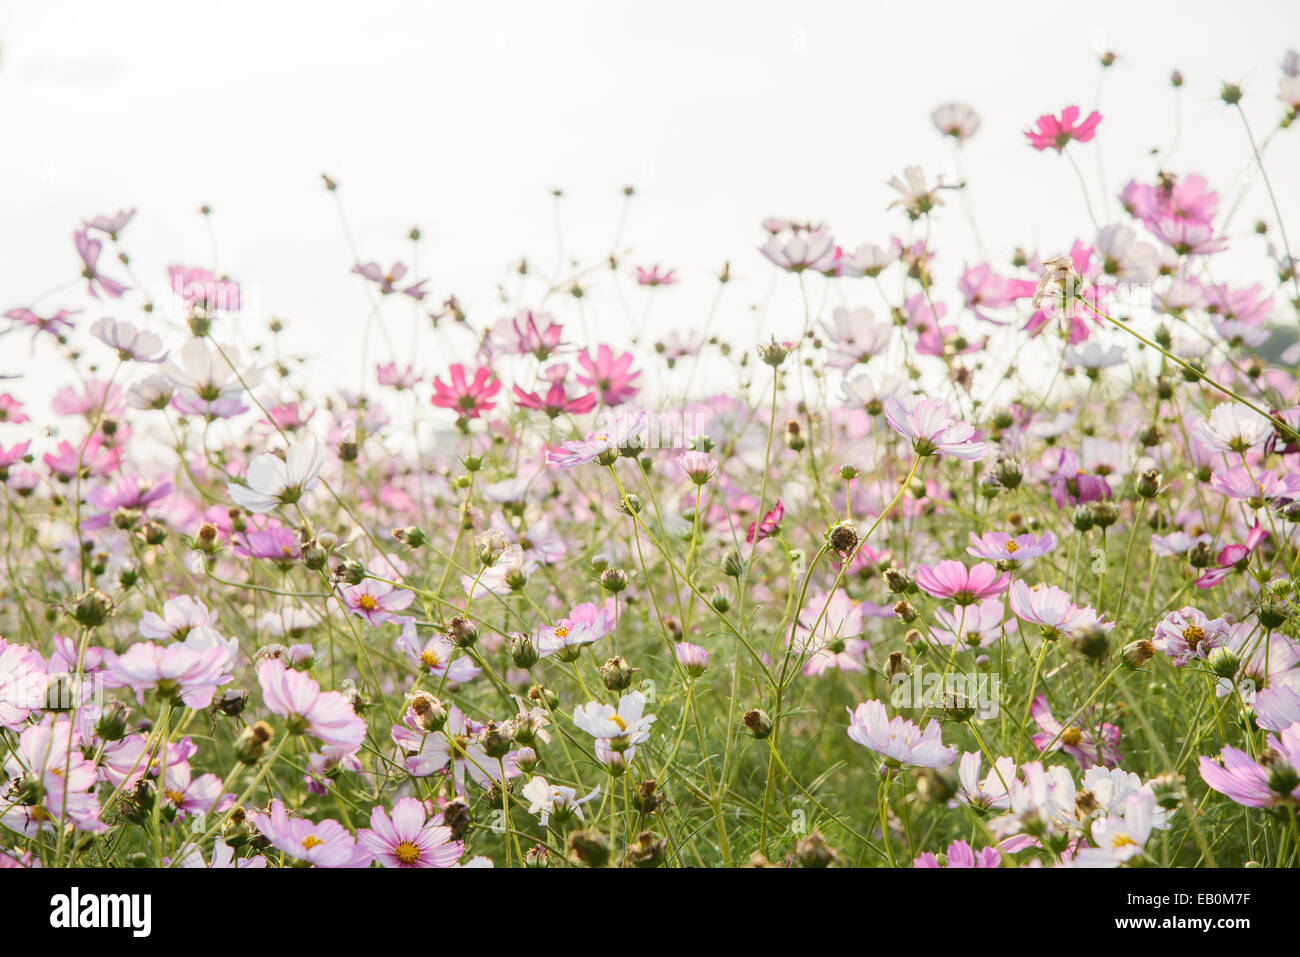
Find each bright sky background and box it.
[2,0,1298,410]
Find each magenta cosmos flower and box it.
[546,409,648,469]
[1199,723,1300,808]
[914,560,1008,605]
[1194,524,1268,588]
[351,261,427,300]
[1024,105,1102,152]
[846,699,956,769]
[635,265,677,286]
[430,364,501,419]
[254,798,369,867]
[340,580,414,626]
[512,377,598,418]
[883,397,994,460]
[74,227,127,299]
[746,499,784,544]
[914,839,1001,868]
[258,659,367,750]
[358,797,464,868]
[575,345,641,406]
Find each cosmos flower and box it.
[883,397,994,460]
[575,345,641,406]
[91,317,166,363]
[339,580,414,626]
[914,839,1001,868]
[1008,581,1110,639]
[846,699,956,768]
[573,690,655,749]
[358,797,464,868]
[254,798,370,867]
[431,364,501,419]
[1030,694,1122,769]
[1024,105,1102,152]
[1152,607,1230,665]
[1199,724,1300,808]
[521,776,601,826]
[227,436,326,514]
[966,531,1057,568]
[931,102,980,142]
[351,261,428,300]
[258,659,367,751]
[914,560,1008,605]
[758,228,838,273]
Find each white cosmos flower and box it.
[1095,224,1158,283]
[91,317,166,363]
[1064,342,1126,370]
[1192,403,1273,454]
[931,102,980,142]
[228,437,326,513]
[572,690,655,746]
[521,775,600,826]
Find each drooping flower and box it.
[74,227,128,299]
[932,102,980,143]
[521,776,601,826]
[746,499,784,544]
[91,317,166,363]
[351,261,427,300]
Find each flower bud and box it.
[71,589,113,628]
[1206,646,1240,679]
[528,683,560,710]
[407,691,448,732]
[826,521,859,555]
[742,708,773,739]
[447,616,478,648]
[236,721,274,764]
[722,550,745,578]
[598,655,639,692]
[1122,639,1155,670]
[515,746,539,774]
[478,721,512,759]
[599,568,630,593]
[1136,469,1162,498]
[631,779,663,815]
[623,831,667,868]
[94,699,130,742]
[1072,626,1110,662]
[508,633,539,669]
[392,526,428,549]
[567,828,612,868]
[894,600,916,623]
[1089,501,1118,529]
[882,566,913,594]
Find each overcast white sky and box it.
[1,1,1298,405]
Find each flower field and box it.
[3,44,1300,877]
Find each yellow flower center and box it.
[554,625,570,638]
[394,841,421,865]
[1110,833,1138,849]
[301,834,324,850]
[1005,541,1019,553]
[357,594,378,611]
[611,714,627,731]
[420,650,441,669]
[1061,726,1084,747]
[1182,625,1206,650]
[165,788,186,806]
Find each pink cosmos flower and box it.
[914,839,1001,869]
[1255,685,1300,732]
[490,309,564,360]
[966,530,1057,568]
[676,450,718,485]
[0,395,28,426]
[512,377,598,418]
[74,227,127,299]
[351,261,427,300]
[5,306,77,341]
[83,207,136,239]
[791,590,868,676]
[396,622,480,682]
[1024,105,1102,152]
[883,397,994,460]
[959,264,1036,325]
[546,409,648,469]
[1152,607,1230,666]
[1122,173,1218,227]
[536,601,614,658]
[254,798,370,867]
[1148,216,1228,257]
[0,638,48,730]
[1199,723,1300,808]
[1008,581,1110,638]
[1194,524,1268,588]
[932,598,1007,648]
[43,436,122,481]
[168,266,242,311]
[635,265,677,286]
[746,499,784,544]
[759,228,838,273]
[1210,467,1300,506]
[393,703,517,795]
[430,364,501,419]
[376,362,422,390]
[847,699,956,768]
[340,580,414,626]
[90,317,166,363]
[105,640,233,709]
[575,345,641,406]
[358,797,464,868]
[83,474,173,530]
[0,716,105,836]
[1030,695,1122,768]
[914,560,1008,605]
[258,659,367,750]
